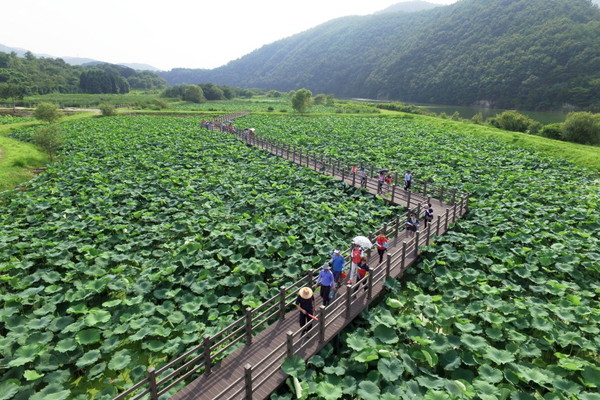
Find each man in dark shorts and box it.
[295,287,315,336]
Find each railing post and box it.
[465,193,470,213]
[440,186,445,203]
[458,196,464,216]
[286,330,294,357]
[385,253,392,278]
[279,285,287,319]
[436,215,441,236]
[245,307,253,345]
[319,305,326,342]
[203,334,212,374]
[426,223,431,246]
[451,189,456,205]
[391,184,396,203]
[445,208,450,232]
[401,241,407,271]
[147,367,159,400]
[307,270,314,288]
[352,171,356,186]
[407,190,412,208]
[423,182,428,196]
[414,231,420,256]
[382,222,388,236]
[345,284,352,319]
[293,148,296,163]
[367,269,373,301]
[394,215,400,243]
[244,364,253,400]
[453,202,458,222]
[369,164,374,178]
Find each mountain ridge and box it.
[158,0,600,110]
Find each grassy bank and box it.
[411,113,600,172]
[0,134,47,191]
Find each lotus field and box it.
[233,115,599,400]
[0,116,402,399]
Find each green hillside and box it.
[160,0,600,111]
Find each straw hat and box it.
[299,287,313,299]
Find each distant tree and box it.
[291,88,313,114]
[313,94,327,105]
[562,112,600,145]
[182,85,205,103]
[266,90,284,98]
[34,102,62,123]
[199,83,225,100]
[98,103,116,116]
[33,125,63,162]
[0,83,25,112]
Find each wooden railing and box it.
[237,131,467,209]
[113,122,469,400]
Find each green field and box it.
[0,109,598,400]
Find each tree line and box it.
[0,51,167,105]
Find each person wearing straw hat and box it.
[317,263,335,307]
[295,287,315,335]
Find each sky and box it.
[1,0,458,71]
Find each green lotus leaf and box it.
[75,349,101,368]
[582,366,600,388]
[378,357,404,382]
[316,381,343,400]
[23,369,44,381]
[281,355,304,378]
[84,310,111,326]
[8,343,45,367]
[423,390,451,400]
[76,329,101,345]
[357,381,380,400]
[373,324,399,344]
[108,349,131,371]
[88,362,106,379]
[0,379,20,400]
[29,383,70,400]
[483,347,515,365]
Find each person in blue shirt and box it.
[317,263,335,306]
[330,249,345,284]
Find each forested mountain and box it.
[159,0,600,110]
[0,52,166,95]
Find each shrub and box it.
[32,125,63,161]
[562,112,600,145]
[34,102,61,123]
[98,103,116,117]
[491,110,532,133]
[539,123,564,140]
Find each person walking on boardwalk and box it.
[296,287,315,336]
[349,244,362,284]
[404,170,412,190]
[331,249,345,284]
[356,256,370,291]
[423,203,434,228]
[375,232,389,264]
[359,166,367,187]
[317,263,335,307]
[385,173,393,193]
[406,212,419,237]
[377,172,385,194]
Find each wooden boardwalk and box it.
[113,121,468,400]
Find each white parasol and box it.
[352,236,373,249]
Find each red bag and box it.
[340,271,347,280]
[358,269,367,279]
